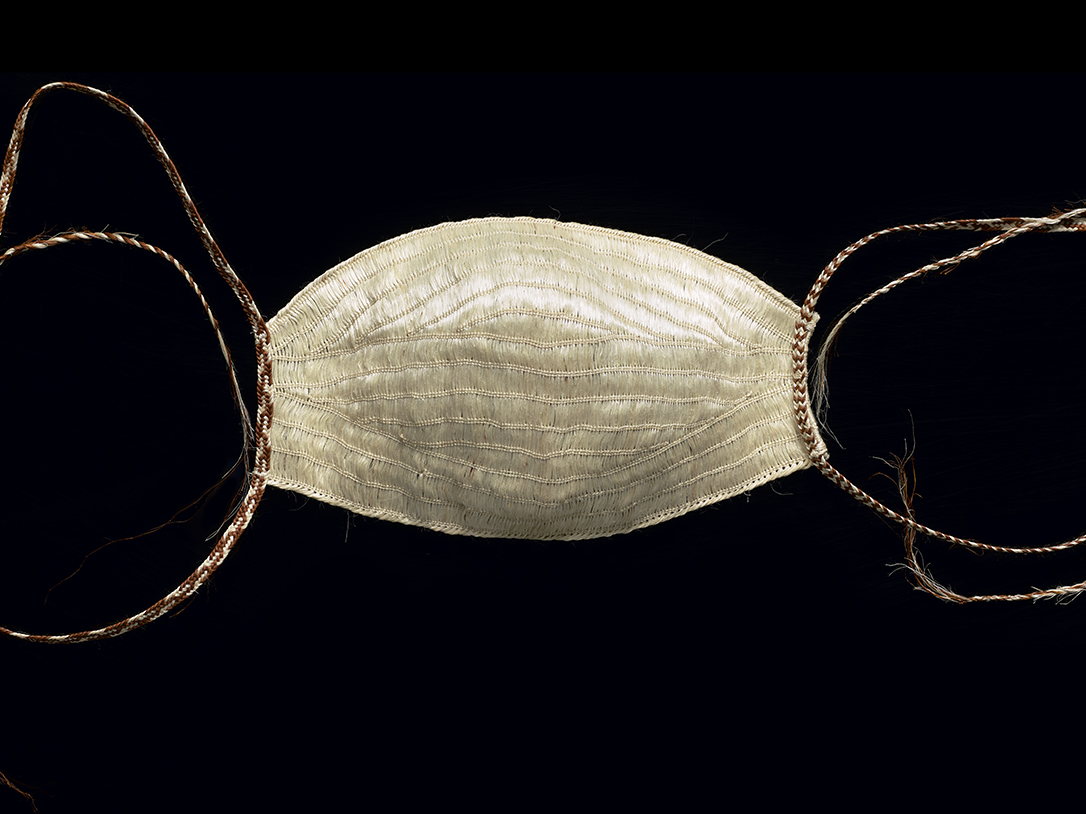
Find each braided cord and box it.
[0,83,274,643]
[792,208,1086,602]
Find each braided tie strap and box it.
[0,83,274,643]
[791,208,1086,602]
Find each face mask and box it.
[267,216,826,541]
[2,83,1083,643]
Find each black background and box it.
[1,74,1083,810]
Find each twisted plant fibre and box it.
[1,82,1084,643]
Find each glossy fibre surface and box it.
[267,217,825,539]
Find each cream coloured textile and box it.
[267,217,826,539]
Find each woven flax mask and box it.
[266,217,824,540]
[2,83,1084,643]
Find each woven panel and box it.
[266,217,824,539]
